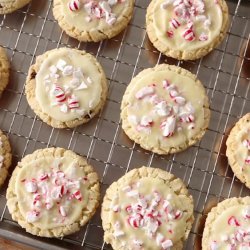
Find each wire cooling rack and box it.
[0,0,249,249]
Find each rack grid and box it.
[0,0,249,249]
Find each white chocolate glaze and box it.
[126,70,207,149]
[209,205,250,249]
[236,128,250,172]
[36,49,102,122]
[62,0,127,31]
[152,0,223,50]
[109,177,191,249]
[16,157,89,229]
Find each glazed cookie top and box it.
[109,177,191,249]
[207,202,250,249]
[16,156,90,229]
[60,0,128,31]
[151,0,223,50]
[122,65,209,152]
[35,48,103,122]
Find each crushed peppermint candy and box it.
[69,0,123,26]
[22,161,85,223]
[242,137,250,165]
[243,139,250,150]
[111,185,183,248]
[160,0,212,42]
[209,207,250,249]
[26,210,40,223]
[131,80,196,137]
[68,0,81,11]
[44,59,93,115]
[135,86,155,99]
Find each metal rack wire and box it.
[0,0,249,249]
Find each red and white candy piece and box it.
[39,173,49,181]
[169,89,178,98]
[162,80,170,89]
[128,213,143,228]
[59,206,67,217]
[228,216,240,227]
[26,210,40,223]
[50,186,62,200]
[156,233,164,246]
[60,104,69,113]
[53,86,66,103]
[73,190,82,201]
[140,116,153,127]
[25,181,38,193]
[174,209,183,219]
[243,139,250,150]
[136,86,155,99]
[166,30,174,38]
[162,239,173,249]
[245,156,250,165]
[174,96,186,105]
[112,204,120,212]
[163,199,171,211]
[186,114,194,122]
[155,101,171,116]
[169,18,181,29]
[187,21,194,29]
[32,194,41,208]
[161,116,176,137]
[199,33,208,41]
[182,28,195,41]
[68,0,81,11]
[244,206,250,219]
[68,95,80,109]
[133,239,143,247]
[45,199,54,210]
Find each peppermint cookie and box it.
[53,0,134,42]
[146,0,229,60]
[226,113,250,189]
[121,64,210,155]
[0,46,10,95]
[6,148,100,237]
[102,166,194,250]
[202,197,250,250]
[25,48,107,128]
[0,0,31,14]
[0,129,12,187]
